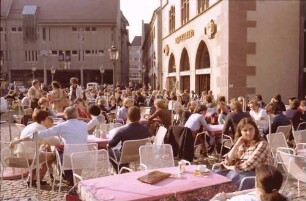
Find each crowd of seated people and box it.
[1,77,305,201]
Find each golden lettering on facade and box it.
[175,29,194,44]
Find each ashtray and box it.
[192,169,210,176]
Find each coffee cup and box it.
[196,165,207,172]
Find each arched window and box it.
[180,48,190,71]
[168,53,176,73]
[195,41,210,69]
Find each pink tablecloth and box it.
[78,165,237,201]
[87,135,109,149]
[207,124,223,135]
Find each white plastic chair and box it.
[266,132,288,165]
[276,125,292,140]
[108,138,150,173]
[140,107,151,117]
[296,122,306,130]
[220,134,233,156]
[194,131,209,156]
[71,149,110,187]
[296,143,306,151]
[293,130,306,145]
[0,141,45,192]
[277,147,306,196]
[139,144,174,170]
[15,123,25,136]
[153,126,167,145]
[99,123,122,135]
[55,143,98,199]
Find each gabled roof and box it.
[131,36,142,46]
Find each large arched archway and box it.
[180,48,190,71]
[167,53,176,91]
[195,41,210,95]
[179,48,190,91]
[168,53,176,73]
[195,41,210,69]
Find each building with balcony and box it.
[0,0,129,87]
[150,0,305,101]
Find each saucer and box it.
[192,169,210,176]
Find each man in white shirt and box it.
[87,104,106,133]
[11,106,88,185]
[69,77,83,106]
[116,98,133,123]
[10,110,56,185]
[184,105,210,156]
[185,105,209,133]
[249,100,269,134]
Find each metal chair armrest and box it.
[239,176,256,191]
[118,167,133,174]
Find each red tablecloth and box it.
[87,135,109,149]
[78,165,237,201]
[207,124,223,135]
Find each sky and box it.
[121,0,160,42]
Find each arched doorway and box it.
[167,53,176,91]
[168,53,176,73]
[195,41,210,95]
[180,48,190,92]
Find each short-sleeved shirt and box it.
[184,113,208,132]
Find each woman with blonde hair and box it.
[147,99,171,130]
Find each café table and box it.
[56,112,65,118]
[87,135,109,149]
[207,124,223,135]
[78,165,237,201]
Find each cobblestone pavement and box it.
[1,122,306,201]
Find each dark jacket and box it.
[164,126,194,162]
[271,113,291,133]
[108,123,149,148]
[222,111,251,136]
[182,110,192,125]
[285,109,304,130]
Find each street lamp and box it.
[51,65,56,82]
[31,63,37,80]
[142,65,146,84]
[99,65,105,85]
[108,44,119,94]
[40,50,49,85]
